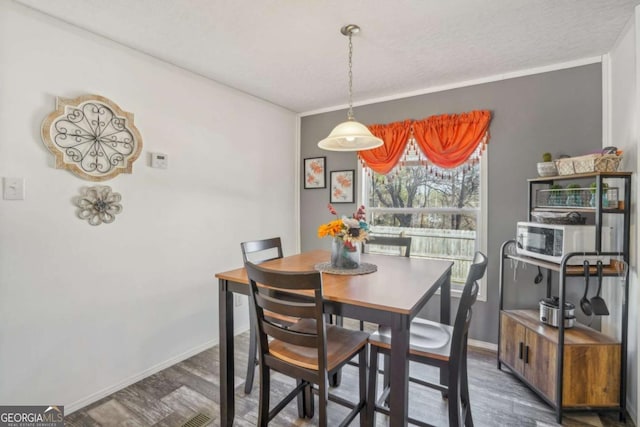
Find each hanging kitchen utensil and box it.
[580,260,593,316]
[534,266,543,284]
[590,260,609,315]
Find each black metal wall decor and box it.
[74,186,123,226]
[41,94,143,181]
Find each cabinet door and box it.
[524,329,557,402]
[499,313,526,374]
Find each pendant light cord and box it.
[347,31,354,121]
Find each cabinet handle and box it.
[524,345,530,364]
[518,342,524,359]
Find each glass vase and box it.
[331,238,360,269]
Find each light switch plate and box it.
[3,177,25,200]
[151,153,168,169]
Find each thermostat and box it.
[151,153,168,169]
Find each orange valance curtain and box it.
[358,110,491,172]
[412,110,491,169]
[357,120,412,175]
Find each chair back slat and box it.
[241,237,283,264]
[364,236,412,257]
[256,292,317,319]
[262,321,319,348]
[245,261,328,372]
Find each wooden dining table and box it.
[215,249,453,427]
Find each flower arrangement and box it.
[317,203,370,251]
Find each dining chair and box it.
[244,261,369,426]
[347,235,412,332]
[241,237,293,394]
[363,235,412,257]
[367,251,488,427]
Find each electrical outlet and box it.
[234,294,243,307]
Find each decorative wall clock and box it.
[41,94,143,181]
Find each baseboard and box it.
[65,324,249,415]
[468,338,497,352]
[626,396,637,426]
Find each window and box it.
[362,150,487,299]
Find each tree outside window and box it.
[365,156,481,287]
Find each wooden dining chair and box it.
[244,261,369,427]
[363,235,412,257]
[347,235,412,332]
[367,251,488,427]
[240,237,294,394]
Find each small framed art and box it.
[304,157,326,189]
[330,170,355,203]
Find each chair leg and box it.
[244,313,258,394]
[367,345,379,425]
[330,370,342,387]
[382,353,390,405]
[304,383,315,419]
[359,348,367,427]
[461,346,473,426]
[257,366,270,427]
[448,354,463,427]
[296,379,305,419]
[319,374,328,427]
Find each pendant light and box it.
[318,25,383,151]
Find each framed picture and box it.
[304,157,326,189]
[330,170,355,203]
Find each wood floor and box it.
[64,325,632,427]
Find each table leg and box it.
[440,271,451,389]
[219,279,235,427]
[389,314,410,427]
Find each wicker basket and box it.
[555,154,622,176]
[531,211,586,225]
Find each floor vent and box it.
[181,413,212,427]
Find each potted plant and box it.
[566,183,582,206]
[549,184,563,206]
[589,182,609,208]
[537,152,557,177]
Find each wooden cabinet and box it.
[500,310,620,407]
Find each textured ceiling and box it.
[15,0,640,113]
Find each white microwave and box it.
[516,222,611,265]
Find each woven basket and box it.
[555,154,622,176]
[531,211,586,225]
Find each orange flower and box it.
[310,161,323,174]
[336,174,352,187]
[317,219,344,238]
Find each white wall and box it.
[0,2,297,411]
[604,5,639,422]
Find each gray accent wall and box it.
[300,64,602,344]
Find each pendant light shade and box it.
[318,25,383,152]
[318,119,383,151]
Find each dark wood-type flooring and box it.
[64,322,632,427]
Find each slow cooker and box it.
[539,297,576,328]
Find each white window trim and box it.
[359,152,488,302]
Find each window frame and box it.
[360,153,488,301]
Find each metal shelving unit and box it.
[498,171,631,423]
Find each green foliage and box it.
[567,183,581,194]
[589,182,608,194]
[542,152,552,162]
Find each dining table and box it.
[215,249,453,427]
